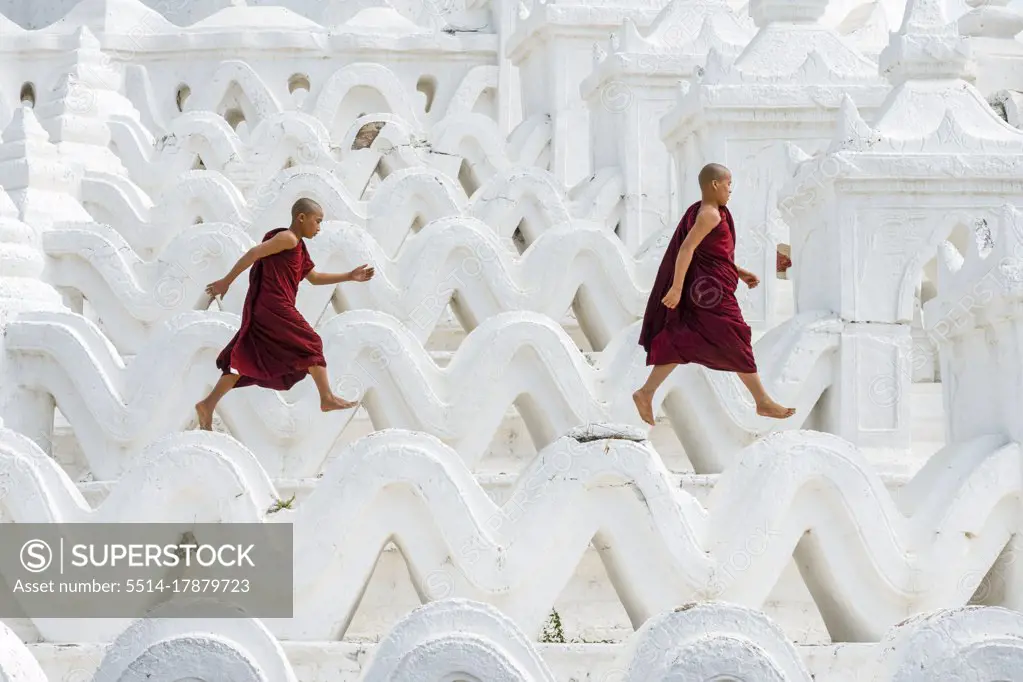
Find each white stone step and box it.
[24,638,877,681]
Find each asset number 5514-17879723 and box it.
[125,578,251,593]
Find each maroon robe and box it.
[638,201,757,374]
[777,250,792,274]
[216,228,327,390]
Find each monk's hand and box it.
[205,279,230,300]
[348,264,375,282]
[661,287,682,309]
[740,270,760,289]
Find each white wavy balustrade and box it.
[300,217,656,348]
[41,222,251,354]
[75,170,244,260]
[471,166,624,239]
[42,216,665,353]
[0,425,1019,643]
[77,165,453,258]
[430,110,553,185]
[185,60,494,133]
[77,161,622,261]
[108,57,550,194]
[111,105,551,200]
[121,58,497,135]
[116,110,380,200]
[4,305,837,479]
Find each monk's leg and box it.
[308,365,360,412]
[196,373,241,430]
[737,372,796,419]
[633,364,678,426]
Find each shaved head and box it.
[291,197,322,219]
[698,163,730,189]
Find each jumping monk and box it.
[632,164,795,426]
[194,197,375,431]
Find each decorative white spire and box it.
[878,0,973,86]
[841,0,1023,155]
[32,26,132,177]
[696,0,880,86]
[0,127,67,318]
[0,105,92,228]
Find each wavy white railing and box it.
[110,105,551,200]
[42,216,664,353]
[0,425,1018,642]
[75,161,622,260]
[112,58,510,152]
[472,166,624,239]
[42,221,251,353]
[75,170,243,259]
[432,110,553,183]
[4,306,836,478]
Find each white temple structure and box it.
[0,0,1022,679]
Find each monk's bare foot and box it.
[632,389,656,426]
[756,399,796,420]
[195,401,214,431]
[321,394,359,413]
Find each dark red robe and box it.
[216,228,326,390]
[777,250,792,274]
[638,201,757,374]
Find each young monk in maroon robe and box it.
[194,198,375,430]
[633,163,795,426]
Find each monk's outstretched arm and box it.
[668,208,721,292]
[220,232,299,285]
[306,271,352,285]
[306,265,375,286]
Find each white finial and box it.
[899,0,951,34]
[879,0,972,85]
